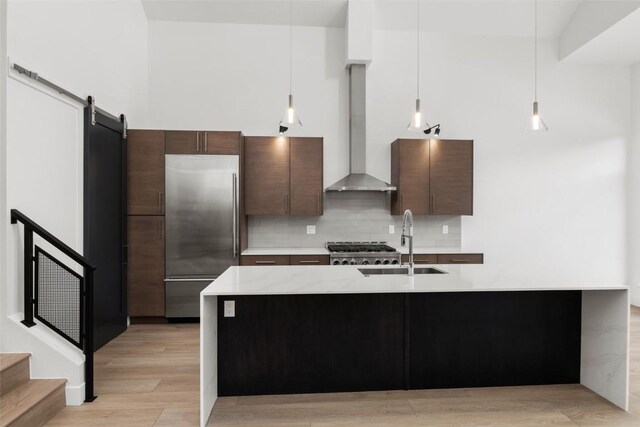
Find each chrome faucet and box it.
[401,209,414,276]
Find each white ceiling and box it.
[141,0,581,38]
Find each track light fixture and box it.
[279,125,288,135]
[424,124,441,137]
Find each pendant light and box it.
[407,0,425,133]
[278,0,301,135]
[526,0,548,132]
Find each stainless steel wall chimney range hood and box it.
[325,64,396,192]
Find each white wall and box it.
[2,0,148,403]
[629,62,640,304]
[148,22,630,285]
[147,21,350,187]
[8,0,148,126]
[368,31,629,285]
[1,0,9,346]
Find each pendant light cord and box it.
[289,0,293,95]
[534,0,538,102]
[416,0,420,99]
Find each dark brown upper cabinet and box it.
[165,131,241,155]
[244,136,323,215]
[290,137,323,215]
[430,139,473,215]
[391,139,431,215]
[244,136,291,215]
[391,139,473,216]
[127,130,166,215]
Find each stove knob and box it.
[391,259,399,265]
[332,260,341,265]
[383,259,390,265]
[374,259,382,265]
[362,260,370,265]
[350,259,357,265]
[341,260,349,265]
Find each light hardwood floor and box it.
[46,306,640,427]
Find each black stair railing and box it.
[10,209,97,402]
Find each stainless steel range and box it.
[326,242,401,266]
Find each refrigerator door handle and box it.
[232,172,238,258]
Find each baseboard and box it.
[65,382,85,406]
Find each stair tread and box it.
[0,354,30,373]
[0,378,66,426]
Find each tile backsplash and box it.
[248,192,461,248]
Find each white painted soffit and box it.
[560,0,640,65]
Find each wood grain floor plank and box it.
[46,306,640,426]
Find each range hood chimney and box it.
[325,64,396,192]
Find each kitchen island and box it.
[200,265,629,427]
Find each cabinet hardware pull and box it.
[299,260,319,264]
[432,194,436,213]
[158,191,163,213]
[285,194,289,213]
[317,194,320,213]
[401,194,404,212]
[232,173,238,258]
[196,132,200,152]
[204,132,208,153]
[450,259,471,263]
[159,218,164,240]
[256,260,276,264]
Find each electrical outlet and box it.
[306,225,316,235]
[389,225,395,234]
[224,300,235,317]
[442,225,449,235]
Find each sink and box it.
[358,267,446,276]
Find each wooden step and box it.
[0,354,31,397]
[0,379,66,427]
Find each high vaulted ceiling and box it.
[141,0,581,38]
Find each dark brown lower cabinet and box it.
[289,255,330,265]
[240,255,290,266]
[218,294,405,396]
[128,216,165,317]
[436,253,484,264]
[218,291,581,396]
[401,254,438,264]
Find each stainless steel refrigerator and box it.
[165,155,239,318]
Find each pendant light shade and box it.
[278,0,301,135]
[526,101,548,132]
[407,98,426,132]
[526,0,548,132]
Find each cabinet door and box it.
[290,137,323,215]
[244,136,290,215]
[430,139,473,215]
[436,253,483,264]
[202,131,241,155]
[127,130,165,215]
[289,255,330,265]
[165,131,201,154]
[128,216,165,317]
[391,139,430,215]
[241,255,290,266]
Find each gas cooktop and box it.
[326,242,401,266]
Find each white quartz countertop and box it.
[241,247,483,256]
[396,246,483,254]
[202,264,627,296]
[242,247,329,255]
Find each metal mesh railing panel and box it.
[35,247,83,348]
